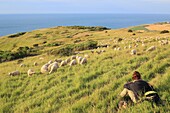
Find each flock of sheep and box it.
[8,55,88,76]
[8,35,169,77]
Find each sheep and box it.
[84,54,89,58]
[71,55,76,60]
[131,49,137,55]
[77,56,83,64]
[101,50,106,52]
[91,50,94,53]
[49,62,59,74]
[9,70,20,76]
[39,57,44,60]
[69,59,77,66]
[48,60,53,64]
[55,59,62,63]
[129,45,132,49]
[27,69,35,76]
[117,47,121,51]
[20,64,26,67]
[34,62,38,66]
[146,46,156,52]
[96,51,101,54]
[60,60,67,67]
[65,58,71,63]
[41,63,49,73]
[80,58,87,64]
[48,62,58,71]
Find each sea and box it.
[0,14,170,37]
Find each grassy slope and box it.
[0,26,170,113]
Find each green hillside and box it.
[0,25,170,113]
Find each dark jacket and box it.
[124,79,154,97]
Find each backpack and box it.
[144,91,161,107]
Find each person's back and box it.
[124,79,154,97]
[119,71,161,108]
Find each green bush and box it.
[8,32,26,38]
[67,26,110,31]
[50,40,97,56]
[0,46,39,63]
[160,30,169,34]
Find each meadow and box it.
[0,24,170,113]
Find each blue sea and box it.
[0,14,170,36]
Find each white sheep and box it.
[129,45,132,49]
[34,62,38,66]
[71,55,76,60]
[84,54,90,58]
[65,58,71,63]
[48,60,53,64]
[55,59,62,63]
[48,62,58,71]
[80,58,87,64]
[9,70,20,76]
[77,56,83,64]
[60,60,67,67]
[20,64,26,67]
[49,62,59,74]
[146,46,156,52]
[131,49,137,55]
[69,59,77,66]
[27,69,35,76]
[41,63,49,73]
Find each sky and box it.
[0,0,170,14]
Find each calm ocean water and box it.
[0,14,170,36]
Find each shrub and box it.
[8,32,26,38]
[128,29,133,32]
[67,26,110,31]
[50,40,98,56]
[46,42,63,47]
[160,30,169,34]
[34,33,42,38]
[33,44,39,47]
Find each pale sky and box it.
[0,0,170,14]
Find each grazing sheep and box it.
[131,49,137,55]
[84,54,89,58]
[27,69,35,76]
[129,45,132,49]
[71,55,76,60]
[48,60,53,64]
[80,58,87,64]
[117,47,121,51]
[34,62,38,66]
[91,50,94,53]
[65,58,71,63]
[96,51,101,54]
[55,59,62,63]
[48,62,58,71]
[77,56,83,64]
[60,60,67,67]
[142,43,145,47]
[49,62,59,74]
[20,64,26,67]
[69,59,77,66]
[41,64,49,73]
[9,70,20,76]
[101,50,106,52]
[146,46,156,52]
[39,57,44,60]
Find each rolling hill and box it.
[0,24,170,113]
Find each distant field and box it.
[146,23,170,31]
